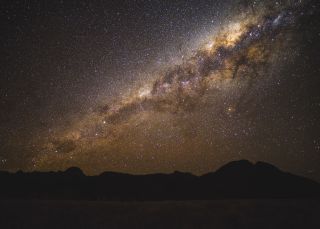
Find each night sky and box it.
[1,0,320,181]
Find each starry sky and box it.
[1,0,320,181]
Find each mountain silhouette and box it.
[0,160,319,200]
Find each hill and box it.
[0,160,319,200]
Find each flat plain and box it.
[0,199,319,229]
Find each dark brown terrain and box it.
[1,160,319,228]
[1,160,319,200]
[0,199,319,229]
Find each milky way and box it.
[1,0,320,180]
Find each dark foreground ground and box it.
[0,199,319,229]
